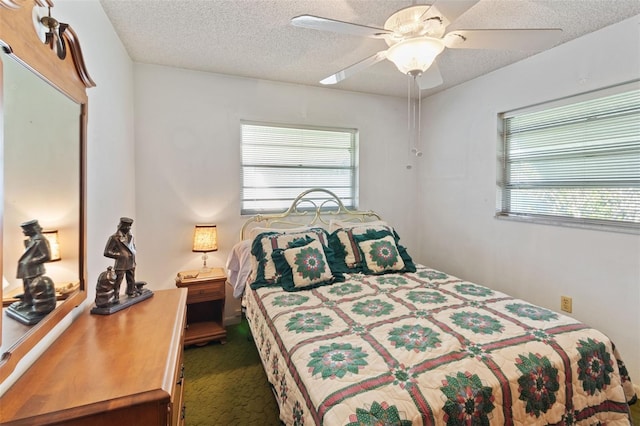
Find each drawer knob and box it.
[177,364,184,385]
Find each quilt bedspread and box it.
[245,265,636,425]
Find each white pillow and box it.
[329,219,389,233]
[225,240,252,298]
[248,225,311,241]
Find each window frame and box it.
[240,120,358,215]
[496,81,640,234]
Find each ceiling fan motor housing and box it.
[383,5,446,46]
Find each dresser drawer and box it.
[171,348,185,426]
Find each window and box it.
[241,121,357,214]
[497,82,640,233]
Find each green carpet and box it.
[631,399,640,425]
[183,319,281,425]
[184,320,640,425]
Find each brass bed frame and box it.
[240,188,381,240]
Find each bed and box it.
[227,188,637,425]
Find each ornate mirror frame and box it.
[0,0,93,382]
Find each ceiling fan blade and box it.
[320,51,387,85]
[423,0,480,26]
[291,15,392,38]
[416,62,443,90]
[444,29,563,50]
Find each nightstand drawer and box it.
[186,283,224,303]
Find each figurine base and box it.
[90,287,154,315]
[5,302,49,325]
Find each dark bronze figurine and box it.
[92,217,153,315]
[103,217,140,301]
[94,266,116,308]
[7,219,57,324]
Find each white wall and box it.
[55,0,137,299]
[132,64,418,321]
[61,2,138,296]
[418,15,640,384]
[0,0,136,394]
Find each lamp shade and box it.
[386,36,445,75]
[42,229,61,262]
[192,224,218,252]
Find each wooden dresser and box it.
[0,288,187,426]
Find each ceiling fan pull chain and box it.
[406,73,413,170]
[407,73,424,170]
[416,78,423,158]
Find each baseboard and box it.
[225,314,241,326]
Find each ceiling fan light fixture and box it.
[386,36,445,75]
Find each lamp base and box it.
[199,252,213,274]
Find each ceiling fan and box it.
[291,0,563,90]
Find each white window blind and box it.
[497,82,640,233]
[241,121,357,214]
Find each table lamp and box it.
[192,224,217,272]
[42,229,61,262]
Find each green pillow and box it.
[328,223,392,273]
[272,238,345,292]
[353,229,416,275]
[250,228,329,288]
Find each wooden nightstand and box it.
[176,267,227,345]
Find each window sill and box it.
[495,213,640,235]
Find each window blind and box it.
[498,83,640,233]
[241,121,357,214]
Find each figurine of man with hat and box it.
[15,219,51,309]
[103,217,139,301]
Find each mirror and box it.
[0,1,93,382]
[1,52,80,331]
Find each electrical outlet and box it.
[561,296,572,313]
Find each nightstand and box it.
[175,267,227,345]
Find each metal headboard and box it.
[240,188,381,240]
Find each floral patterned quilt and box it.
[244,265,636,425]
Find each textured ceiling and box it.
[99,0,640,98]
